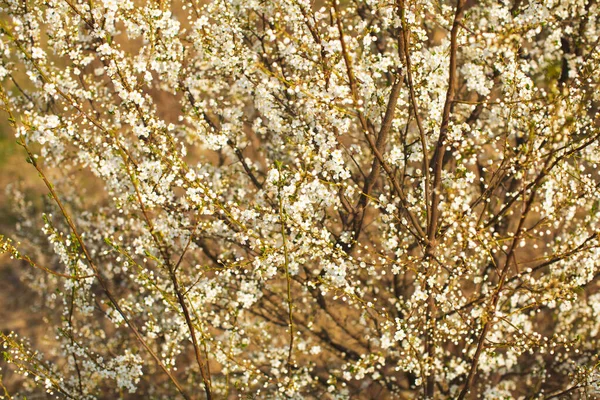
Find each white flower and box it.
[31,47,45,59]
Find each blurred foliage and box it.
[0,123,18,167]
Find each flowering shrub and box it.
[1,0,600,398]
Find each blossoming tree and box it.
[1,0,600,398]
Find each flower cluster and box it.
[1,0,600,398]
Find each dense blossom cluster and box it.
[0,0,599,398]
